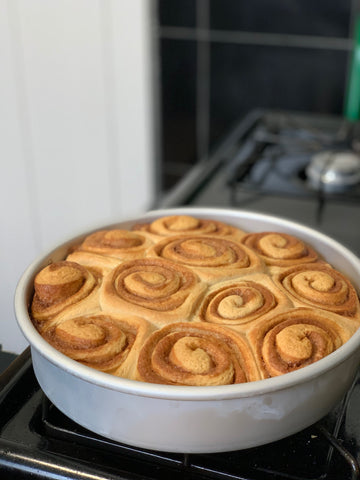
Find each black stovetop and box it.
[159,109,360,257]
[1,348,360,480]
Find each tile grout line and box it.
[159,26,353,51]
[196,0,210,163]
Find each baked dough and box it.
[132,214,246,241]
[99,257,207,327]
[147,235,264,283]
[136,322,260,385]
[247,307,357,378]
[30,215,360,385]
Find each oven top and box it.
[160,110,360,256]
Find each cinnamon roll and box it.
[136,322,260,385]
[132,215,245,241]
[31,261,100,330]
[248,307,356,378]
[67,229,153,274]
[29,215,360,386]
[195,274,292,330]
[147,235,264,283]
[42,313,153,377]
[273,263,360,318]
[241,232,320,270]
[100,258,207,326]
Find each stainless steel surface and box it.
[306,150,360,191]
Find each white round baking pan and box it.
[15,207,360,453]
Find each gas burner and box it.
[306,150,360,192]
[159,109,360,256]
[223,112,360,205]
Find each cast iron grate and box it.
[225,112,360,224]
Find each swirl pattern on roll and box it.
[132,215,245,240]
[42,314,153,376]
[75,229,153,259]
[196,274,291,328]
[147,235,263,282]
[241,232,320,268]
[100,258,207,325]
[29,214,360,386]
[136,322,260,385]
[66,230,153,274]
[248,307,355,378]
[31,261,99,326]
[274,263,360,317]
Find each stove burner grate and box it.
[226,112,360,207]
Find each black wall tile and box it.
[159,0,196,27]
[210,43,348,145]
[160,38,197,190]
[210,0,351,38]
[157,0,354,193]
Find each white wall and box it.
[0,0,157,353]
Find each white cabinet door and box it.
[0,0,156,353]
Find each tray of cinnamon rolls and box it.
[15,208,360,453]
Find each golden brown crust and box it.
[29,215,360,386]
[31,261,101,329]
[136,322,260,385]
[273,263,360,318]
[247,307,356,378]
[99,258,207,326]
[65,251,121,275]
[241,232,321,269]
[42,313,154,377]
[147,235,264,283]
[194,274,292,331]
[66,230,154,274]
[132,215,245,241]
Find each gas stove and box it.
[226,112,360,198]
[1,348,360,479]
[2,109,360,480]
[159,109,360,256]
